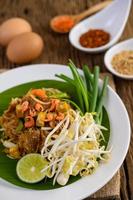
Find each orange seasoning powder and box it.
[51,15,75,33]
[79,29,110,48]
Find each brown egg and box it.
[6,32,44,64]
[0,18,32,46]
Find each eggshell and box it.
[0,18,32,46]
[6,32,44,64]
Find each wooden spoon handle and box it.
[73,0,112,23]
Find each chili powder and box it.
[79,29,110,48]
[51,15,74,33]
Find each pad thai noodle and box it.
[0,87,110,185]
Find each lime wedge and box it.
[16,153,49,183]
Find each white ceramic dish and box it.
[69,0,132,53]
[0,64,131,200]
[104,38,133,79]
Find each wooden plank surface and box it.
[0,1,133,200]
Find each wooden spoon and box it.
[50,0,112,33]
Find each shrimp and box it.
[29,108,36,117]
[21,101,29,112]
[49,99,60,111]
[35,103,44,112]
[31,89,47,100]
[45,113,54,122]
[56,112,64,121]
[24,116,35,128]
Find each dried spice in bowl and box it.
[111,50,133,75]
[79,29,110,48]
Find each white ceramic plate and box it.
[104,38,133,79]
[0,64,131,200]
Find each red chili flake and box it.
[79,29,110,48]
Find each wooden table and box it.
[0,1,132,200]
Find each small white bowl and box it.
[104,38,133,79]
[69,0,131,53]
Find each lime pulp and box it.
[16,153,48,183]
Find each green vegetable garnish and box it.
[90,66,99,112]
[16,120,23,132]
[96,76,109,122]
[50,92,69,99]
[56,59,109,123]
[83,64,93,92]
